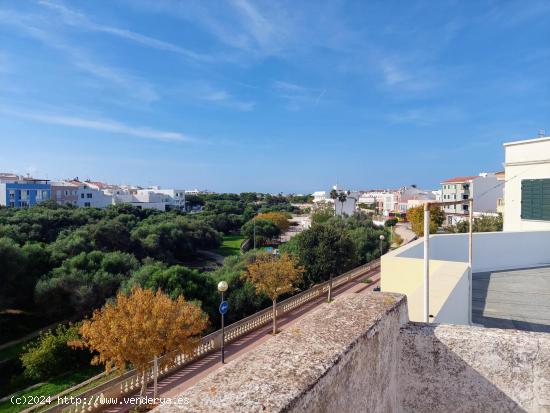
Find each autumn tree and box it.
[243,253,303,334]
[74,287,208,397]
[256,212,290,233]
[407,204,446,236]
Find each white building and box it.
[312,191,329,203]
[503,134,550,231]
[113,189,169,211]
[441,173,503,225]
[362,191,397,215]
[76,184,113,208]
[334,191,359,216]
[151,188,186,210]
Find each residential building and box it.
[495,170,505,214]
[334,191,359,216]
[396,186,435,213]
[76,183,113,208]
[113,189,168,211]
[502,135,550,231]
[50,180,80,206]
[0,175,51,208]
[440,172,503,225]
[312,190,328,203]
[382,139,550,332]
[150,187,186,210]
[362,190,397,215]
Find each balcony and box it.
[381,231,550,331]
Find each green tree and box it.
[20,324,89,381]
[407,205,445,236]
[311,203,334,224]
[241,219,280,246]
[36,251,139,317]
[122,261,217,318]
[282,221,356,287]
[450,214,503,233]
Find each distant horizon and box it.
[0,1,548,193]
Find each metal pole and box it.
[253,218,256,250]
[468,199,473,325]
[221,291,225,364]
[423,203,430,323]
[153,355,158,400]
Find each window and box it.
[521,179,550,221]
[81,193,85,198]
[87,193,93,198]
[84,202,91,207]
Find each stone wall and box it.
[153,293,550,413]
[154,292,409,413]
[399,323,550,413]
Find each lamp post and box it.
[379,234,385,257]
[218,281,228,364]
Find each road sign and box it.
[219,300,229,315]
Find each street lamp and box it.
[379,234,385,258]
[218,281,228,364]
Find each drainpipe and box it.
[423,203,430,323]
[468,199,473,325]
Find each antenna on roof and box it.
[538,129,546,138]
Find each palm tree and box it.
[337,192,347,216]
[329,189,338,216]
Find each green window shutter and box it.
[521,179,550,221]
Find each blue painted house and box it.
[0,176,51,208]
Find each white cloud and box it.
[272,80,326,109]
[181,82,256,111]
[0,9,159,102]
[0,106,194,142]
[387,107,465,126]
[36,0,210,62]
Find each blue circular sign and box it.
[219,300,229,315]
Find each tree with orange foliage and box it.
[243,253,303,334]
[73,287,208,398]
[256,212,290,233]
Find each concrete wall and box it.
[504,137,550,231]
[153,295,549,413]
[154,293,409,413]
[381,231,550,322]
[393,231,550,272]
[472,175,502,213]
[399,323,550,412]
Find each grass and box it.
[0,365,103,413]
[0,342,27,363]
[363,278,373,284]
[214,235,245,257]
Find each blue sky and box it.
[0,0,548,193]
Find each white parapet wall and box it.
[381,231,550,323]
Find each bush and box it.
[20,324,89,381]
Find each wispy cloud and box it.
[175,81,256,111]
[387,107,465,126]
[378,57,439,93]
[36,0,210,62]
[0,106,194,142]
[0,8,158,102]
[272,80,326,110]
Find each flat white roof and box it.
[503,136,550,147]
